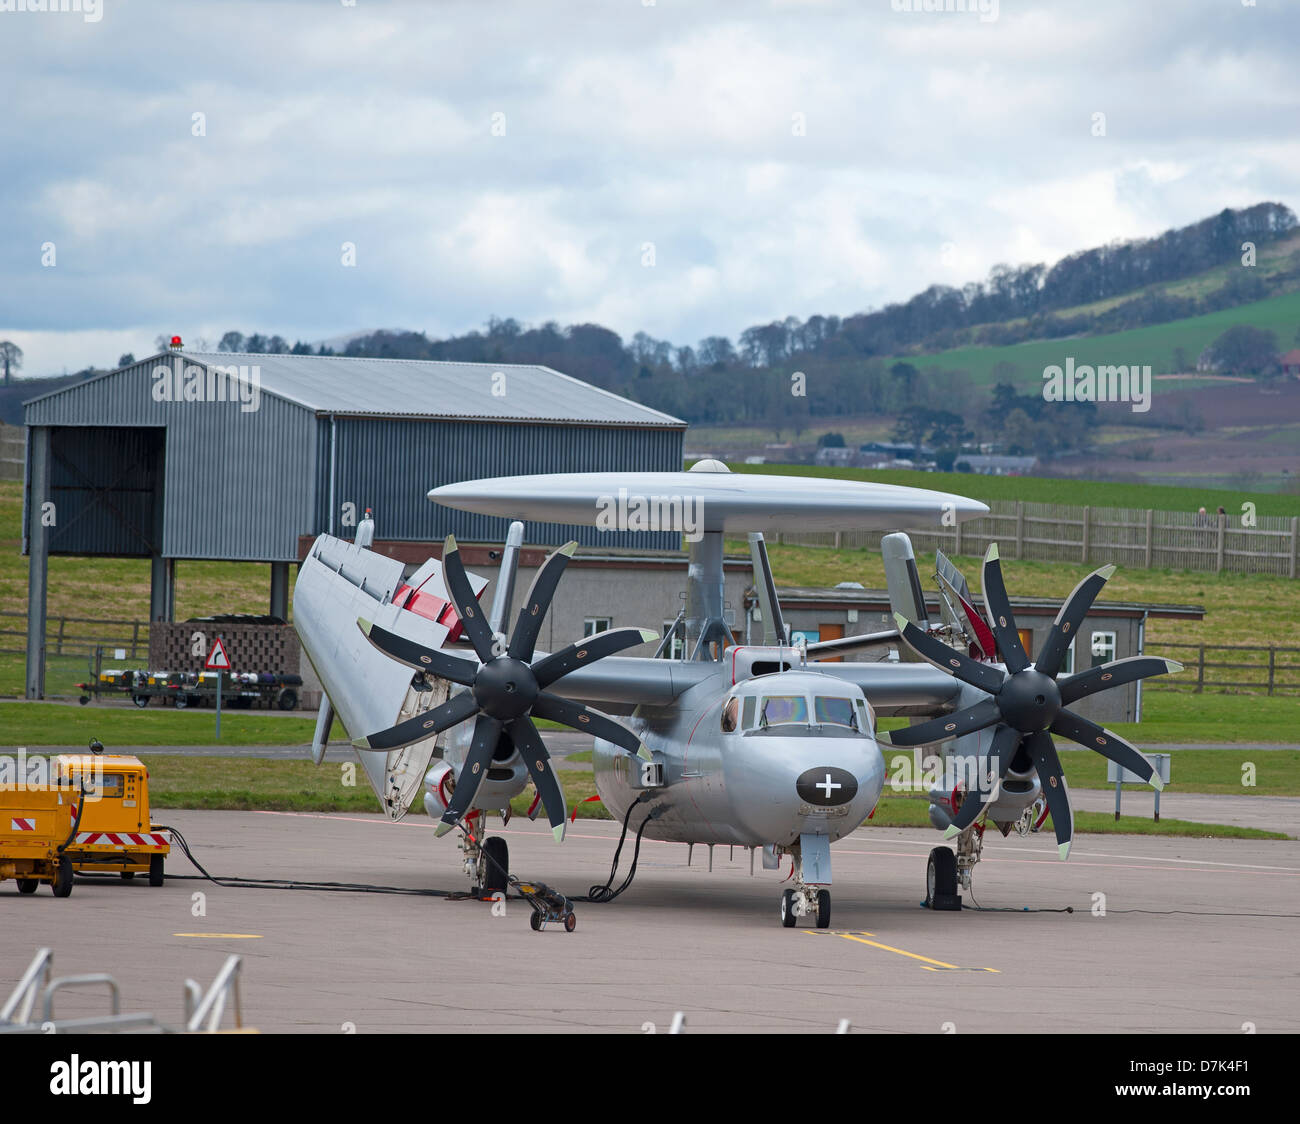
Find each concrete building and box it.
[21,348,684,697]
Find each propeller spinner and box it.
[351,536,655,842]
[880,544,1181,858]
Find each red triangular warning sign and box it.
[204,638,231,671]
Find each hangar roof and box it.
[25,351,684,428]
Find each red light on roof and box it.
[170,335,183,348]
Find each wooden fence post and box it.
[1215,513,1225,574]
[1015,500,1024,559]
[1081,506,1091,564]
[1144,509,1153,569]
[1196,645,1205,693]
[954,516,963,556]
[1291,516,1298,580]
[1268,647,1276,696]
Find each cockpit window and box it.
[741,695,756,729]
[759,695,808,726]
[815,696,857,728]
[721,696,740,733]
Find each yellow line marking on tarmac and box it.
[173,933,263,939]
[806,929,998,973]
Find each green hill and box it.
[890,289,1300,388]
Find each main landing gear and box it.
[926,846,962,911]
[778,841,832,929]
[458,813,510,897]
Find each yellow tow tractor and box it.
[56,740,171,886]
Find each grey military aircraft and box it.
[293,462,1176,926]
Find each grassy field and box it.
[141,757,1286,839]
[881,289,1300,389]
[0,701,343,746]
[722,461,1297,518]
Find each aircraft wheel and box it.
[927,846,959,910]
[17,879,38,894]
[816,889,831,929]
[564,912,577,933]
[780,888,797,928]
[529,910,542,931]
[481,836,508,894]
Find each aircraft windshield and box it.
[814,696,857,728]
[759,695,808,726]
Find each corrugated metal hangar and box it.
[22,347,685,697]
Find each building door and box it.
[819,623,844,662]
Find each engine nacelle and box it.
[926,754,1042,830]
[423,760,456,819]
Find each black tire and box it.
[79,695,90,706]
[132,694,149,708]
[481,837,508,894]
[529,910,542,931]
[174,694,189,709]
[52,858,73,898]
[780,888,797,928]
[121,871,135,881]
[16,879,38,894]
[926,846,959,910]
[149,854,164,887]
[816,889,831,929]
[276,688,298,711]
[563,911,577,933]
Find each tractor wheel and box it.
[52,858,74,898]
[149,854,165,887]
[17,879,38,894]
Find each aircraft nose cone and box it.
[795,766,858,807]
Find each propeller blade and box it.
[508,542,577,662]
[980,544,1028,673]
[1025,731,1073,860]
[892,614,1007,695]
[944,725,1022,834]
[1035,564,1115,677]
[435,713,502,836]
[352,690,480,752]
[531,691,642,754]
[440,535,499,663]
[1049,709,1163,789]
[878,697,1003,747]
[508,717,568,842]
[531,627,658,688]
[1060,655,1182,705]
[356,618,478,686]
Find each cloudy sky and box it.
[2,0,1299,375]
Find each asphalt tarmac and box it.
[3,810,1296,1033]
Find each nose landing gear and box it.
[778,839,832,928]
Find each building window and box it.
[663,620,685,660]
[1090,630,1116,668]
[1059,637,1076,676]
[583,617,612,637]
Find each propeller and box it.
[879,544,1181,858]
[352,536,656,842]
